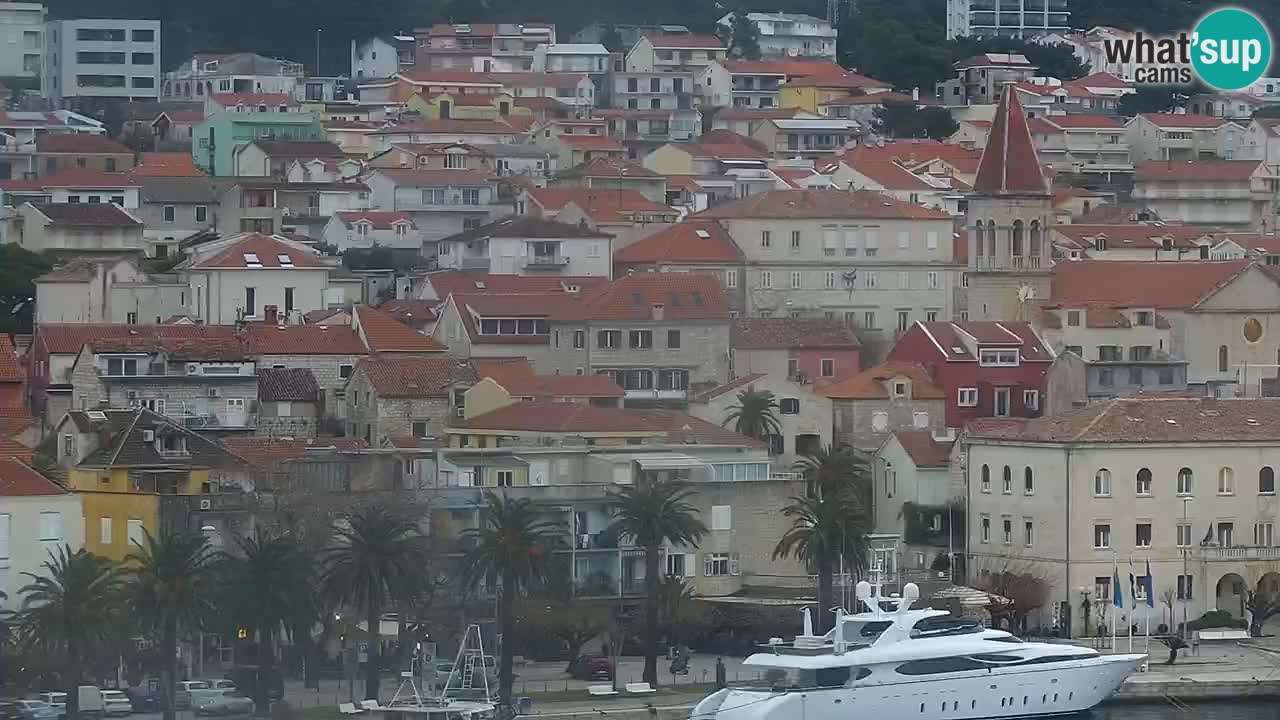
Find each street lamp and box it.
[1078,586,1093,638]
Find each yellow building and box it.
[779,73,892,113]
[406,91,516,121]
[54,408,248,562]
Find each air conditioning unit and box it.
[187,364,199,375]
[199,499,212,511]
[207,388,220,398]
[454,406,465,418]
[127,390,139,399]
[143,429,154,442]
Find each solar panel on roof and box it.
[694,229,710,239]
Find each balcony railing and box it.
[458,256,491,271]
[177,410,256,430]
[1198,545,1280,561]
[972,255,1044,271]
[524,254,568,268]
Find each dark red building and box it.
[887,320,1053,428]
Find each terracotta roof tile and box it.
[582,272,727,321]
[685,141,768,160]
[498,373,624,398]
[1067,72,1131,89]
[910,321,1053,362]
[129,152,204,178]
[210,92,296,107]
[967,397,1280,443]
[1043,114,1125,129]
[841,157,934,190]
[526,187,675,221]
[37,323,238,355]
[823,361,945,400]
[335,211,416,229]
[895,430,954,466]
[40,168,135,188]
[398,70,503,85]
[1049,260,1251,308]
[190,233,325,269]
[369,119,517,135]
[246,324,368,355]
[0,438,33,463]
[781,72,889,90]
[33,203,141,227]
[0,335,22,383]
[459,400,760,445]
[360,356,473,397]
[694,189,951,220]
[841,140,982,175]
[0,416,34,436]
[0,457,64,496]
[221,436,367,467]
[973,88,1046,194]
[490,72,588,89]
[356,305,447,353]
[559,157,659,178]
[257,367,320,401]
[613,220,741,264]
[559,135,624,150]
[378,300,437,330]
[422,271,607,300]
[442,215,611,243]
[88,335,248,361]
[1140,113,1232,129]
[37,134,132,154]
[733,318,860,349]
[1135,160,1261,182]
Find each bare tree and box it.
[971,559,1052,634]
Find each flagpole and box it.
[1111,556,1119,653]
[1128,555,1135,654]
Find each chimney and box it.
[264,305,279,325]
[651,303,665,321]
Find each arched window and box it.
[1029,220,1041,257]
[1136,467,1152,495]
[1024,467,1034,494]
[1262,467,1275,494]
[1011,219,1024,256]
[1094,469,1111,496]
[975,220,985,257]
[981,464,991,491]
[1219,467,1235,494]
[1002,465,1012,493]
[1177,467,1193,496]
[1219,345,1229,373]
[987,218,997,257]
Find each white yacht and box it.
[691,580,1144,720]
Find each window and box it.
[1135,468,1152,495]
[1023,389,1039,412]
[1098,368,1114,387]
[1177,523,1192,547]
[1002,466,1012,494]
[725,269,738,288]
[898,271,910,289]
[981,464,990,492]
[825,271,836,288]
[760,270,772,288]
[1095,576,1112,602]
[1024,467,1034,494]
[127,519,144,547]
[958,387,978,407]
[1097,345,1121,362]
[1219,522,1235,546]
[106,358,138,376]
[1093,524,1111,549]
[780,398,800,415]
[864,271,877,288]
[1094,468,1111,496]
[496,470,514,488]
[1002,518,1012,544]
[194,205,208,223]
[1262,467,1276,494]
[760,230,771,247]
[411,421,428,437]
[132,52,154,65]
[666,553,688,577]
[704,553,731,576]
[629,330,652,349]
[821,359,834,378]
[244,287,256,317]
[1129,346,1152,361]
[928,271,939,289]
[711,505,732,530]
[1024,520,1034,547]
[897,310,910,332]
[790,271,802,289]
[863,311,876,328]
[284,287,295,314]
[1177,467,1193,496]
[667,330,681,349]
[1135,523,1152,547]
[1219,466,1235,494]
[979,349,1019,366]
[1129,367,1144,386]
[1219,345,1229,372]
[1158,367,1174,385]
[573,330,586,349]
[99,516,113,545]
[790,230,801,249]
[163,205,175,222]
[1135,311,1153,326]
[339,364,354,379]
[39,512,62,542]
[1177,574,1194,600]
[1067,310,1081,327]
[133,29,155,41]
[981,515,990,542]
[444,153,466,170]
[597,330,621,349]
[1256,522,1275,547]
[126,312,137,325]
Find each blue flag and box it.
[1112,562,1124,608]
[1144,560,1155,608]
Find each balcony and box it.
[0,142,35,154]
[176,408,257,431]
[573,549,650,599]
[524,253,568,269]
[458,256,491,271]
[1198,545,1280,562]
[971,255,1045,271]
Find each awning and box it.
[633,454,705,470]
[931,585,1011,607]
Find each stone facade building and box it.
[823,361,947,451]
[344,356,475,445]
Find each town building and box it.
[0,456,84,610]
[45,19,161,108]
[177,232,334,324]
[0,2,45,94]
[1132,160,1274,229]
[935,54,1037,107]
[731,318,862,383]
[700,59,844,109]
[414,23,556,73]
[945,0,1069,40]
[872,429,961,584]
[531,43,609,75]
[624,34,726,74]
[0,334,25,410]
[612,220,745,312]
[233,139,346,178]
[965,397,1280,634]
[34,133,134,176]
[1125,113,1245,163]
[823,361,948,451]
[350,35,416,81]
[364,168,503,245]
[34,256,184,324]
[163,52,304,102]
[716,13,837,61]
[18,202,145,254]
[320,210,420,254]
[343,355,475,445]
[434,216,613,277]
[689,373,830,465]
[778,72,891,114]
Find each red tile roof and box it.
[1140,113,1232,129]
[424,272,606,301]
[355,305,447,353]
[1068,72,1131,88]
[895,431,954,466]
[911,321,1053,362]
[33,203,141,227]
[582,272,727,321]
[1135,159,1261,182]
[459,400,760,445]
[772,167,830,189]
[713,107,803,121]
[559,135,625,150]
[334,211,416,229]
[190,233,326,269]
[129,152,205,178]
[0,438,33,463]
[246,324,369,355]
[841,141,982,175]
[1043,114,1125,130]
[841,157,934,190]
[1049,260,1251,308]
[723,59,846,76]
[526,187,675,221]
[210,92,296,107]
[360,356,472,397]
[973,88,1045,194]
[967,397,1280,443]
[378,299,437,330]
[733,318,860,350]
[475,359,624,398]
[370,119,518,135]
[37,134,132,154]
[643,34,725,49]
[685,141,768,160]
[491,72,588,89]
[781,72,890,90]
[613,220,742,264]
[40,168,135,188]
[559,157,659,178]
[694,189,951,220]
[0,457,64,496]
[36,324,238,355]
[954,53,1034,69]
[222,437,367,466]
[0,416,34,437]
[822,361,945,400]
[371,168,493,186]
[0,335,22,383]
[1051,224,1256,250]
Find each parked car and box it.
[37,688,103,719]
[2,700,58,720]
[98,692,130,718]
[175,681,211,710]
[194,691,253,717]
[569,656,614,681]
[122,687,157,714]
[202,681,236,692]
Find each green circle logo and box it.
[1192,7,1272,91]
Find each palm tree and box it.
[794,444,871,500]
[16,546,123,720]
[127,530,215,720]
[723,390,781,442]
[608,479,707,687]
[217,529,312,711]
[461,491,562,710]
[321,506,430,702]
[772,492,872,633]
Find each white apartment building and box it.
[966,398,1280,636]
[1125,113,1245,163]
[715,12,836,61]
[46,18,160,107]
[945,0,1069,40]
[1132,159,1275,229]
[0,3,45,92]
[164,52,302,102]
[434,216,612,277]
[532,43,609,74]
[0,458,85,611]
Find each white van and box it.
[37,688,104,718]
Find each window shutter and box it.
[897,231,910,249]
[704,554,714,577]
[927,231,939,250]
[40,511,62,541]
[729,553,740,576]
[864,230,877,249]
[0,513,9,560]
[823,229,838,250]
[685,553,697,578]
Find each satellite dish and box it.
[1017,283,1036,303]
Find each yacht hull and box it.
[691,654,1143,720]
